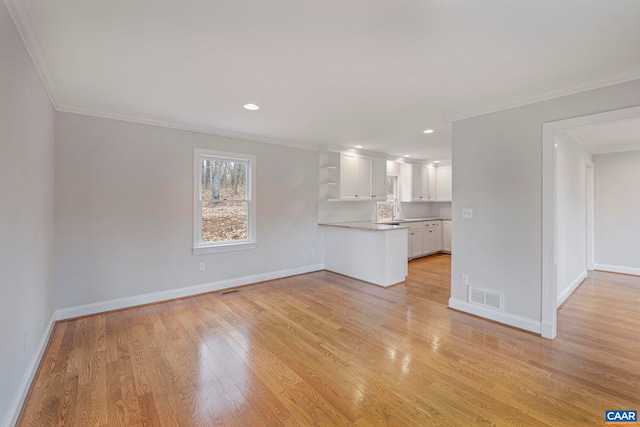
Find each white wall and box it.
[0,2,56,424]
[54,112,323,309]
[555,132,592,305]
[451,79,640,333]
[594,149,640,275]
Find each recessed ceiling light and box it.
[404,154,410,158]
[423,129,434,134]
[434,160,440,164]
[243,103,260,111]
[355,145,363,148]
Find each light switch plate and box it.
[462,208,473,219]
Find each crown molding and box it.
[3,0,61,109]
[592,142,640,155]
[4,0,318,152]
[445,67,640,122]
[57,102,319,152]
[564,129,595,153]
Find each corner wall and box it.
[0,2,56,423]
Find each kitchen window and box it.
[193,149,256,254]
[377,175,398,220]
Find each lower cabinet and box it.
[407,220,446,260]
[409,228,423,258]
[422,221,442,255]
[442,220,451,253]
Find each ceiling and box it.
[7,0,640,160]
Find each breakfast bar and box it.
[320,222,409,287]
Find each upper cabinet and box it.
[409,164,436,201]
[320,151,386,201]
[436,165,452,201]
[320,150,450,202]
[401,162,452,202]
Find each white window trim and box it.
[193,148,256,255]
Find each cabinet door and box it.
[410,229,423,258]
[371,158,387,200]
[411,164,422,201]
[427,165,437,200]
[339,152,358,199]
[436,165,452,201]
[420,166,429,200]
[442,220,451,252]
[423,222,442,254]
[356,155,372,199]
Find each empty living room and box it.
[2,1,640,425]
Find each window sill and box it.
[193,241,256,255]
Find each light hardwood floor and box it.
[17,254,640,426]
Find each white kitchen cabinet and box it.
[337,152,386,200]
[409,228,424,258]
[422,221,442,255]
[339,152,359,199]
[442,220,451,253]
[428,165,437,200]
[409,165,435,201]
[436,165,452,201]
[371,157,387,200]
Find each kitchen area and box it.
[319,148,452,287]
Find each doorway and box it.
[542,105,640,339]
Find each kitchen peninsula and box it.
[321,222,409,287]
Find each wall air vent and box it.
[468,286,504,311]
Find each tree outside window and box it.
[194,149,256,254]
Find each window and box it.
[377,175,399,220]
[193,149,256,254]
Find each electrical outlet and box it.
[462,208,473,219]
[199,262,205,272]
[461,274,469,286]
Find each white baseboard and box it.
[556,270,587,308]
[55,263,324,320]
[2,313,57,427]
[541,321,557,339]
[448,298,541,335]
[593,263,640,277]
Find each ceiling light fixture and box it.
[404,154,410,158]
[423,129,434,134]
[434,160,440,164]
[355,145,363,148]
[243,103,260,111]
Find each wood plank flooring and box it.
[17,255,640,426]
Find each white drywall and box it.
[0,2,56,424]
[594,149,640,274]
[451,79,640,332]
[54,112,324,309]
[555,132,592,305]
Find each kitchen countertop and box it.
[319,222,409,231]
[376,217,451,223]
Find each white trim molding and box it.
[2,314,57,427]
[54,264,324,320]
[448,298,541,335]
[557,271,587,308]
[446,67,640,122]
[594,264,640,277]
